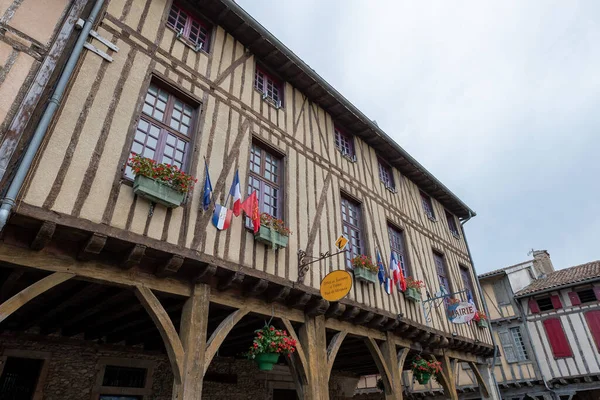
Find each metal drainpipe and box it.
[460,212,501,399]
[515,299,559,399]
[0,0,105,232]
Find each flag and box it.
[390,253,400,286]
[212,204,233,230]
[398,262,407,292]
[467,290,475,324]
[376,248,385,285]
[202,160,212,211]
[384,277,392,295]
[241,191,261,233]
[229,170,242,216]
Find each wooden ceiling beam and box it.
[30,221,56,251]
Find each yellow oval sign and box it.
[320,270,353,302]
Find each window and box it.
[497,327,529,363]
[102,366,147,388]
[341,196,363,269]
[334,127,355,159]
[542,318,572,357]
[433,252,451,293]
[445,210,459,237]
[577,288,597,304]
[247,143,283,225]
[125,83,195,179]
[510,327,529,361]
[0,357,44,399]
[420,191,435,220]
[459,265,475,300]
[167,3,211,51]
[585,310,600,352]
[493,279,510,305]
[254,66,282,106]
[388,225,408,277]
[378,159,395,190]
[536,297,554,311]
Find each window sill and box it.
[380,180,397,194]
[254,88,284,110]
[426,215,437,222]
[167,27,211,55]
[337,149,357,163]
[451,232,461,239]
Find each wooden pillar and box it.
[176,283,210,400]
[468,362,501,400]
[433,354,458,400]
[380,333,403,400]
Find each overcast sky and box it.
[237,0,600,273]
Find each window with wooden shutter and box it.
[498,329,517,363]
[493,279,510,305]
[568,292,581,306]
[577,288,598,304]
[585,311,600,352]
[594,286,600,301]
[542,318,572,358]
[528,298,540,313]
[550,295,563,309]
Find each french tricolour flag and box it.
[212,204,233,230]
[230,170,242,216]
[384,277,392,295]
[390,253,400,286]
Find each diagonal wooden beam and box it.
[134,285,184,384]
[0,272,74,324]
[467,362,490,398]
[204,307,249,375]
[282,318,310,383]
[364,337,393,396]
[326,330,347,380]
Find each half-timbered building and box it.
[0,1,498,399]
[517,260,600,400]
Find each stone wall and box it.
[0,334,363,399]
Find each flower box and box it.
[353,266,377,284]
[405,287,422,302]
[476,319,489,329]
[254,225,288,249]
[133,175,185,208]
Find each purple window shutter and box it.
[543,318,572,357]
[568,292,581,306]
[594,286,600,301]
[551,295,563,309]
[529,298,540,314]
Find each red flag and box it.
[398,266,407,292]
[241,191,261,233]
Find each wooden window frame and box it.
[167,2,212,52]
[0,349,51,400]
[387,224,409,277]
[247,141,285,224]
[125,80,199,180]
[509,326,529,362]
[542,318,573,358]
[433,251,452,294]
[493,279,511,306]
[92,358,156,400]
[420,190,436,221]
[378,158,396,192]
[254,65,284,107]
[341,195,365,270]
[334,126,356,161]
[445,210,460,238]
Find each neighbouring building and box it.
[0,1,499,399]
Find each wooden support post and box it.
[0,272,74,323]
[467,362,495,399]
[176,283,210,400]
[364,336,395,399]
[380,332,404,400]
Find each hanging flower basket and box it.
[128,154,197,208]
[410,356,442,386]
[404,277,425,302]
[474,311,488,328]
[245,325,297,371]
[351,255,378,284]
[254,213,291,249]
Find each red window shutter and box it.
[551,295,563,309]
[585,311,600,352]
[529,298,540,314]
[568,292,581,306]
[594,286,600,301]
[543,318,572,357]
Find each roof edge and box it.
[219,0,476,219]
[515,276,600,298]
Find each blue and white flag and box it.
[202,160,212,211]
[376,247,385,286]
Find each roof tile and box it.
[515,260,600,296]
